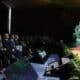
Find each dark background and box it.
[0,3,8,33]
[0,2,80,44]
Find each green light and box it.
[73,22,80,46]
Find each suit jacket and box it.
[14,40,20,45]
[9,39,16,49]
[3,39,10,50]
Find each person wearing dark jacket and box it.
[14,34,22,58]
[9,34,16,50]
[2,33,11,67]
[8,34,17,64]
[20,37,29,57]
[0,35,3,50]
[0,35,4,68]
[14,34,20,45]
[2,33,10,50]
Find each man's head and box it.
[3,33,9,40]
[14,34,19,40]
[10,34,15,39]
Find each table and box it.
[31,54,60,80]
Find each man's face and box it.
[15,35,19,40]
[11,35,15,39]
[4,33,9,39]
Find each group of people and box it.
[0,33,32,71]
[0,33,67,73]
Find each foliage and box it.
[68,55,80,80]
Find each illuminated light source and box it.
[2,1,12,34]
[70,48,80,58]
[8,7,12,34]
[73,21,80,46]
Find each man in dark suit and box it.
[8,34,17,64]
[0,34,4,68]
[9,34,16,51]
[14,34,20,45]
[14,34,23,58]
[2,33,10,50]
[0,35,3,50]
[2,33,10,68]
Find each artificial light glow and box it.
[70,48,80,58]
[8,8,12,34]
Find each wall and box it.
[1,3,80,44]
[0,3,8,34]
[12,5,64,39]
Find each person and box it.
[0,35,4,68]
[2,33,10,50]
[0,35,3,50]
[9,34,16,51]
[20,36,33,58]
[8,34,17,63]
[14,34,20,45]
[20,37,26,47]
[2,33,11,67]
[14,34,23,58]
[20,37,27,57]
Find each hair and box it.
[3,33,9,39]
[9,34,15,39]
